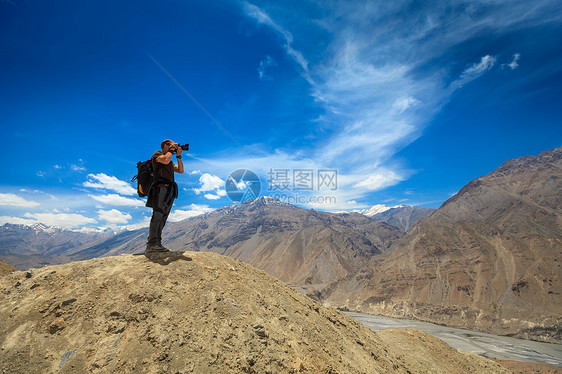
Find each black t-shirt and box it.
[152,151,175,182]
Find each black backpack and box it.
[132,159,156,198]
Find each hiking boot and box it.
[145,243,170,253]
[157,244,171,252]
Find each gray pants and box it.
[147,186,174,246]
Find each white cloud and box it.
[456,55,496,86]
[393,97,420,113]
[204,193,221,200]
[194,173,225,193]
[353,169,404,191]
[0,216,39,225]
[507,53,520,70]
[232,1,559,207]
[232,179,247,190]
[70,159,87,172]
[89,194,145,207]
[243,2,311,81]
[0,193,40,208]
[122,216,151,231]
[21,212,97,228]
[97,209,132,224]
[84,173,137,195]
[258,55,277,80]
[447,55,498,93]
[169,204,214,222]
[193,173,226,199]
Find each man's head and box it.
[161,139,174,152]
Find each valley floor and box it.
[348,312,562,370]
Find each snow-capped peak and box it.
[360,204,394,217]
[31,223,58,234]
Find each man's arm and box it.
[156,152,173,165]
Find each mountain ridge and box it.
[0,223,113,269]
[321,147,562,343]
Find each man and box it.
[146,139,184,252]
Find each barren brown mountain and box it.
[78,197,402,295]
[0,223,112,269]
[367,206,435,233]
[323,148,562,343]
[0,252,509,373]
[0,259,17,275]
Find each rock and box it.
[49,318,64,333]
[252,323,267,338]
[59,349,79,369]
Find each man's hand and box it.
[173,143,184,174]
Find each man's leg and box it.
[147,187,169,250]
[156,195,174,248]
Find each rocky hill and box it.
[0,252,509,373]
[0,259,17,275]
[368,206,435,233]
[322,148,562,343]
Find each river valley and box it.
[348,312,562,367]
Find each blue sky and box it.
[1,0,561,230]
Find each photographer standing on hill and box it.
[146,139,184,252]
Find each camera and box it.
[169,143,189,154]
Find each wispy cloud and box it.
[505,53,520,70]
[257,55,277,80]
[0,193,40,208]
[243,2,311,82]
[352,169,405,191]
[452,55,497,89]
[70,159,86,172]
[214,1,562,210]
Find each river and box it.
[347,312,562,367]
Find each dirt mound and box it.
[494,359,562,374]
[0,252,508,373]
[0,259,17,275]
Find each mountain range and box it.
[27,197,403,296]
[0,223,113,269]
[1,147,560,343]
[322,148,562,343]
[0,201,427,272]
